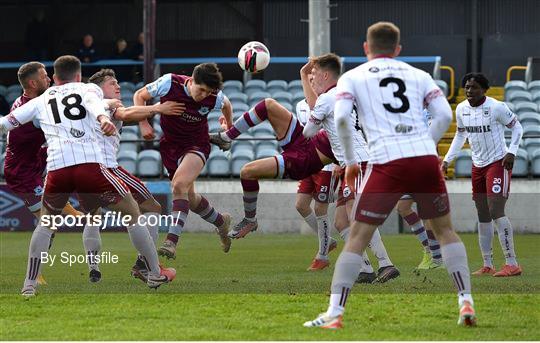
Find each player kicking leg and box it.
[397,196,443,270]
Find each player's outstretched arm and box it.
[0,98,39,134]
[114,101,185,123]
[133,86,156,140]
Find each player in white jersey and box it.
[0,56,175,296]
[300,53,400,283]
[294,99,339,271]
[304,22,475,329]
[85,69,185,282]
[443,73,523,277]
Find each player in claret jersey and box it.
[443,73,523,277]
[0,56,175,296]
[134,63,234,259]
[87,68,185,282]
[304,22,475,329]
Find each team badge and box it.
[318,193,327,202]
[483,108,490,117]
[198,106,210,115]
[492,185,501,194]
[343,186,351,198]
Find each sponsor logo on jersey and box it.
[492,184,501,193]
[0,190,25,216]
[395,124,413,133]
[465,125,491,133]
[463,112,471,116]
[33,186,44,197]
[198,106,210,115]
[369,67,379,73]
[70,128,86,138]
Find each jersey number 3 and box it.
[48,94,87,124]
[380,77,410,113]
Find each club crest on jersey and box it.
[198,106,210,115]
[70,128,85,138]
[483,108,490,117]
[369,67,380,73]
[33,186,44,197]
[343,186,351,198]
[318,193,328,202]
[492,184,501,194]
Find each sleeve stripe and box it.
[423,88,444,107]
[336,92,355,101]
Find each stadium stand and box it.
[0,152,4,177]
[207,149,230,177]
[117,150,138,174]
[137,149,162,177]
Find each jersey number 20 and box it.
[48,94,87,124]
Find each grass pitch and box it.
[1,232,539,340]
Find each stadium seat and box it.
[531,149,540,177]
[255,140,278,151]
[233,110,245,120]
[523,125,540,138]
[288,80,303,94]
[252,122,274,136]
[208,120,222,133]
[267,80,288,95]
[137,150,162,177]
[292,91,305,109]
[152,121,163,139]
[524,138,540,158]
[227,92,248,104]
[6,92,19,105]
[244,80,266,96]
[249,91,271,107]
[434,79,448,97]
[256,147,278,159]
[454,149,472,177]
[120,89,133,99]
[7,84,22,94]
[207,149,230,176]
[231,149,254,176]
[507,90,532,103]
[232,140,254,153]
[527,80,540,93]
[515,101,538,115]
[120,132,139,152]
[135,82,145,90]
[117,150,138,174]
[0,152,5,177]
[119,82,135,92]
[232,102,249,113]
[223,80,243,93]
[512,148,529,177]
[122,99,134,107]
[121,125,139,136]
[504,80,527,94]
[208,109,222,121]
[273,91,293,104]
[531,90,540,103]
[519,112,540,126]
[0,85,7,97]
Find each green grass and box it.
[1,232,539,340]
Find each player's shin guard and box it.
[328,251,364,316]
[128,224,160,276]
[493,216,518,266]
[82,223,102,272]
[478,221,494,267]
[241,179,259,221]
[368,229,393,268]
[441,242,473,306]
[24,225,53,289]
[316,215,330,259]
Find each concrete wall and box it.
[168,179,540,234]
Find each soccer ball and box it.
[237,41,270,73]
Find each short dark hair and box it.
[367,21,400,55]
[312,53,342,78]
[53,55,81,82]
[17,62,45,89]
[88,69,116,86]
[462,72,490,90]
[192,63,223,90]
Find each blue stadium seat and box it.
[0,152,5,177]
[231,149,254,176]
[519,112,540,127]
[249,91,271,107]
[267,80,288,95]
[7,84,22,94]
[0,85,7,97]
[207,149,230,176]
[227,92,248,103]
[253,122,274,136]
[223,80,243,93]
[531,149,540,177]
[208,120,222,133]
[292,91,305,105]
[121,125,139,136]
[523,125,540,137]
[434,79,448,97]
[120,132,139,152]
[454,149,472,177]
[524,138,540,158]
[515,102,538,115]
[232,102,249,113]
[508,90,532,103]
[6,92,19,105]
[135,82,145,90]
[255,147,278,159]
[527,80,540,93]
[119,82,135,92]
[244,80,266,96]
[233,110,245,120]
[288,80,303,94]
[531,91,540,107]
[232,140,254,153]
[208,109,222,121]
[504,80,527,94]
[273,91,293,104]
[255,140,278,151]
[137,150,162,177]
[152,121,163,139]
[512,148,529,177]
[117,150,138,174]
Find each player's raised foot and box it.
[458,301,477,326]
[131,258,149,282]
[328,238,338,253]
[493,264,522,277]
[356,271,377,284]
[374,265,400,283]
[209,132,232,151]
[472,266,496,276]
[157,240,177,259]
[36,274,48,285]
[303,313,343,329]
[21,285,37,298]
[228,218,258,239]
[147,266,176,289]
[89,269,101,283]
[215,213,232,253]
[415,250,432,270]
[307,258,330,271]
